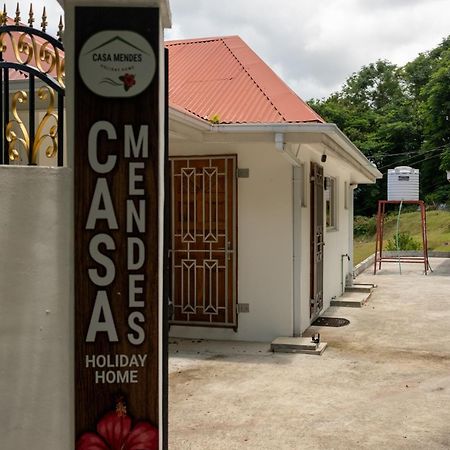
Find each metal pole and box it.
[0,66,3,164]
[57,92,64,166]
[29,74,35,165]
[3,68,9,164]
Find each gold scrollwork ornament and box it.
[0,31,65,88]
[6,91,30,162]
[32,86,58,163]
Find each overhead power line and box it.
[370,143,448,159]
[378,151,443,172]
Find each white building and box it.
[166,36,381,341]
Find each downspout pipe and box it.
[341,254,350,295]
[275,132,284,151]
[275,132,301,166]
[348,183,358,284]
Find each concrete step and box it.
[271,337,327,355]
[331,291,372,308]
[345,283,375,293]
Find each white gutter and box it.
[169,109,381,182]
[275,132,303,167]
[213,122,382,182]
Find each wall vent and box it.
[237,303,250,313]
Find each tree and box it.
[309,37,450,215]
[403,38,450,193]
[310,61,421,214]
[422,48,450,169]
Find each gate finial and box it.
[0,4,6,26]
[14,2,20,25]
[28,4,34,27]
[57,15,64,42]
[41,6,47,32]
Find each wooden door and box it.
[170,155,237,328]
[310,162,324,319]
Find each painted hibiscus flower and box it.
[119,73,136,91]
[76,400,158,450]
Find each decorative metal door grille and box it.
[310,162,324,319]
[0,5,65,166]
[170,155,237,328]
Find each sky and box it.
[3,1,63,32]
[11,0,450,101]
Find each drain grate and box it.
[312,317,350,327]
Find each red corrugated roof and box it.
[4,27,323,125]
[166,35,324,124]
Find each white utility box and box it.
[387,166,419,201]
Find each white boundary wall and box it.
[0,166,73,449]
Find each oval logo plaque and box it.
[79,30,156,98]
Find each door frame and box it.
[169,154,238,329]
[310,162,324,321]
[292,165,304,336]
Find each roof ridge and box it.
[219,37,285,122]
[167,35,324,124]
[166,35,239,47]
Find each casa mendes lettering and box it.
[86,121,149,347]
[91,53,143,63]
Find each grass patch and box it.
[353,209,450,265]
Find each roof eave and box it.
[212,122,382,182]
[169,106,212,131]
[167,109,381,183]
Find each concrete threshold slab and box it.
[345,283,375,293]
[331,291,372,308]
[271,337,327,355]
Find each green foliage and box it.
[343,60,404,111]
[441,150,450,171]
[209,114,221,124]
[421,48,450,171]
[354,210,450,264]
[424,185,450,207]
[385,231,421,251]
[308,35,450,216]
[354,184,381,216]
[354,215,377,237]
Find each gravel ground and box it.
[169,258,450,449]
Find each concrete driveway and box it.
[168,258,450,449]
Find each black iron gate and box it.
[0,5,64,166]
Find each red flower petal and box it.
[76,432,110,450]
[123,422,159,450]
[97,411,132,450]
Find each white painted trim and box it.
[293,166,303,337]
[59,0,172,28]
[170,107,212,131]
[348,184,358,283]
[168,110,381,182]
[158,28,165,448]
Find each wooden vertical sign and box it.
[74,6,165,449]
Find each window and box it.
[325,176,337,229]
